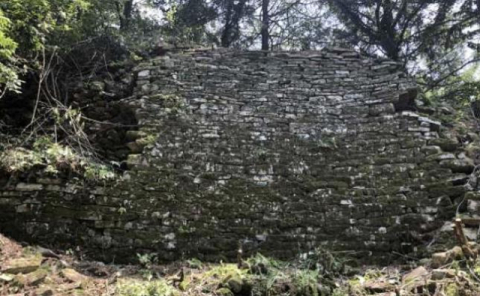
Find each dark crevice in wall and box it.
[66,62,139,171]
[82,101,138,165]
[0,74,43,133]
[394,88,418,112]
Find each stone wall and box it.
[0,48,474,263]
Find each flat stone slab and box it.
[60,268,87,283]
[3,255,42,274]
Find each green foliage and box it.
[180,263,248,294]
[318,137,337,150]
[0,135,114,180]
[292,269,320,296]
[136,252,158,281]
[327,0,462,62]
[445,282,460,296]
[331,286,349,296]
[161,1,216,44]
[186,258,203,269]
[297,248,350,275]
[120,253,354,296]
[246,253,286,274]
[0,10,16,59]
[203,263,247,282]
[83,163,115,180]
[0,147,43,172]
[2,0,91,54]
[0,62,21,95]
[137,253,157,268]
[0,0,152,97]
[116,278,177,296]
[0,0,92,96]
[0,8,20,95]
[417,54,480,116]
[118,207,127,215]
[245,253,339,296]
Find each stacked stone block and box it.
[0,48,473,262]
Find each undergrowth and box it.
[125,248,354,296]
[116,278,177,296]
[0,135,115,180]
[0,104,116,181]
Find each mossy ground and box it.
[2,233,480,295]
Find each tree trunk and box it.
[221,0,234,47]
[221,0,248,47]
[261,0,270,50]
[120,0,134,30]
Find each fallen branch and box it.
[454,218,477,261]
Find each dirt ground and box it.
[1,232,480,296]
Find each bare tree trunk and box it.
[119,0,134,30]
[261,0,270,50]
[221,0,234,47]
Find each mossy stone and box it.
[227,277,244,293]
[216,288,234,296]
[429,138,459,152]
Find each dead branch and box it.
[454,218,477,261]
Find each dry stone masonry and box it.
[0,48,475,263]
